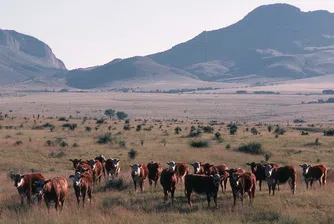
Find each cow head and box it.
[112,159,120,168]
[264,164,274,178]
[95,155,106,163]
[246,162,259,173]
[89,160,97,169]
[228,171,241,187]
[69,159,82,169]
[12,174,25,188]
[167,161,176,172]
[299,163,311,175]
[211,174,222,187]
[203,163,214,175]
[190,162,201,174]
[33,179,50,196]
[69,172,82,187]
[130,164,142,176]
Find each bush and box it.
[96,119,106,124]
[268,126,272,132]
[174,126,182,134]
[226,143,231,149]
[189,140,209,148]
[97,133,113,144]
[293,119,306,123]
[128,149,137,160]
[144,126,153,131]
[315,138,319,145]
[251,127,258,135]
[123,124,131,130]
[104,109,116,119]
[237,142,264,155]
[116,111,128,120]
[62,123,77,130]
[301,131,309,135]
[45,140,55,147]
[324,129,334,136]
[202,126,214,133]
[85,126,92,132]
[214,132,222,140]
[58,117,67,121]
[188,126,201,137]
[136,125,142,132]
[72,143,80,147]
[104,177,130,191]
[14,140,23,146]
[59,141,68,147]
[264,153,271,162]
[228,123,238,135]
[119,140,126,148]
[274,126,285,135]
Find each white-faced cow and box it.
[228,171,256,206]
[190,162,204,174]
[160,168,177,204]
[246,162,279,191]
[69,172,93,207]
[299,164,327,189]
[130,163,149,192]
[167,161,189,184]
[147,161,162,189]
[265,165,296,195]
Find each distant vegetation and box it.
[236,90,247,94]
[253,91,280,95]
[322,89,334,94]
[305,98,334,104]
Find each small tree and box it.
[104,109,116,119]
[174,126,182,134]
[116,111,128,120]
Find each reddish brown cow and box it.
[246,162,279,191]
[94,155,106,179]
[69,172,93,207]
[265,165,296,195]
[167,161,189,183]
[130,163,149,192]
[160,168,177,204]
[203,163,229,193]
[10,173,45,205]
[69,159,89,169]
[190,161,205,174]
[34,177,68,212]
[105,158,121,179]
[184,174,222,207]
[228,171,256,206]
[299,164,328,189]
[88,159,103,183]
[147,161,162,189]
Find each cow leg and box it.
[206,194,211,208]
[140,181,144,192]
[133,181,137,192]
[26,195,31,205]
[82,192,86,208]
[268,184,271,195]
[323,175,326,187]
[214,193,218,208]
[272,184,276,195]
[187,192,192,207]
[88,190,92,205]
[233,192,237,206]
[240,191,244,205]
[154,180,157,189]
[149,179,152,187]
[259,180,262,191]
[163,188,168,202]
[20,196,24,206]
[171,187,175,205]
[310,180,313,188]
[224,178,228,193]
[55,199,58,211]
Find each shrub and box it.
[136,125,142,132]
[161,139,167,146]
[72,143,80,147]
[226,143,231,149]
[85,126,92,132]
[228,123,238,135]
[144,126,153,131]
[96,119,106,124]
[237,142,264,155]
[268,126,272,132]
[274,126,285,135]
[174,126,182,134]
[45,140,55,147]
[59,141,68,147]
[104,109,116,119]
[324,129,334,136]
[188,126,201,137]
[301,131,309,135]
[119,140,126,148]
[58,117,67,121]
[202,126,214,133]
[116,111,128,120]
[264,153,271,162]
[315,138,319,145]
[62,123,77,130]
[49,150,65,158]
[293,119,306,123]
[128,149,137,160]
[104,177,130,191]
[123,124,131,130]
[14,140,23,146]
[214,132,222,140]
[97,133,113,144]
[251,127,258,135]
[189,140,209,148]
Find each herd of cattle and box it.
[8,155,328,211]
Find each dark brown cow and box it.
[34,177,68,212]
[10,173,45,205]
[203,163,229,193]
[88,159,103,183]
[147,161,162,188]
[190,161,205,174]
[167,161,189,183]
[105,158,121,179]
[185,174,222,207]
[69,159,89,169]
[299,164,328,189]
[160,168,177,204]
[228,171,256,206]
[265,165,296,195]
[69,172,93,207]
[130,163,149,192]
[246,162,279,191]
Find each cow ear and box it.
[117,159,120,163]
[44,179,51,184]
[69,175,74,179]
[299,164,303,167]
[78,159,82,162]
[190,163,194,166]
[246,163,250,166]
[130,165,133,168]
[69,159,73,162]
[138,165,142,168]
[307,165,311,168]
[21,175,25,179]
[166,162,169,165]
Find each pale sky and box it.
[0,1,333,69]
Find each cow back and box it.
[274,166,296,183]
[45,177,68,200]
[185,174,217,194]
[147,162,162,180]
[160,168,177,189]
[176,163,189,177]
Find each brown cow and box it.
[95,155,106,179]
[130,163,149,192]
[69,172,93,207]
[167,161,189,183]
[184,174,222,207]
[190,161,205,174]
[88,159,103,183]
[105,158,121,179]
[34,177,68,212]
[228,171,256,206]
[147,161,162,189]
[203,163,229,193]
[265,165,296,195]
[246,162,279,191]
[160,168,177,204]
[10,173,45,205]
[299,164,327,189]
[69,159,89,169]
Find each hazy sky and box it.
[0,1,333,69]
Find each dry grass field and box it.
[0,113,334,224]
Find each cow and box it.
[299,164,327,189]
[190,161,204,174]
[95,155,106,179]
[34,177,68,212]
[75,162,93,177]
[184,174,222,207]
[265,165,296,195]
[246,162,279,191]
[10,172,45,205]
[147,161,162,189]
[130,163,149,192]
[69,172,93,208]
[105,158,121,179]
[228,171,256,206]
[167,161,189,184]
[160,168,177,204]
[203,163,229,193]
[69,159,89,169]
[88,159,103,183]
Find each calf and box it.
[265,165,296,195]
[105,158,121,179]
[130,163,149,192]
[203,163,229,193]
[34,177,68,212]
[147,161,162,188]
[69,172,93,207]
[185,174,221,207]
[229,172,256,206]
[190,161,204,174]
[299,164,327,189]
[10,173,45,205]
[167,161,189,183]
[88,159,103,183]
[246,162,279,191]
[160,168,177,204]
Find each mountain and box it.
[0,29,66,85]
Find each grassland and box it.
[0,113,334,224]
